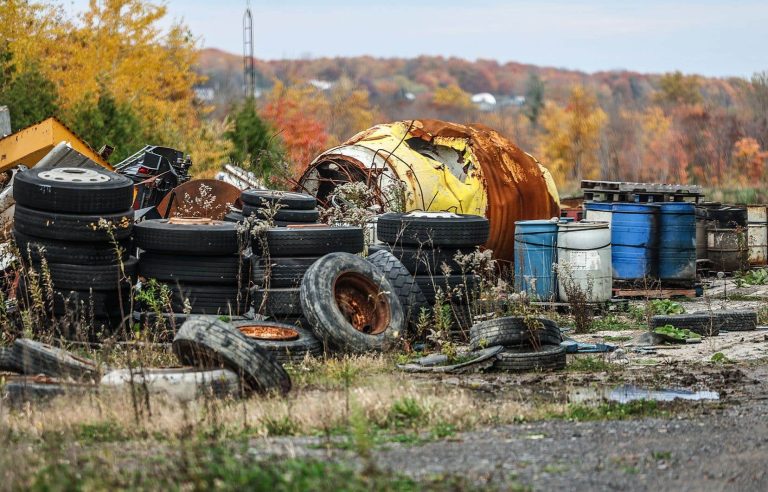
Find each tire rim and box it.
[333,271,390,335]
[38,168,110,184]
[238,325,299,341]
[167,217,218,225]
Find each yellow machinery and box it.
[0,117,111,173]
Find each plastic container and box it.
[611,203,659,280]
[557,221,612,302]
[514,220,558,299]
[584,202,613,224]
[658,202,696,281]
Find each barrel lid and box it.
[611,202,660,212]
[585,202,613,211]
[514,219,559,226]
[659,202,695,212]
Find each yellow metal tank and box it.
[297,119,560,262]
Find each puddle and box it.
[570,385,720,404]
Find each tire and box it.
[240,190,317,210]
[11,338,100,380]
[710,310,757,331]
[258,227,364,257]
[100,368,241,399]
[39,257,137,290]
[166,284,247,315]
[13,166,134,214]
[0,346,20,373]
[652,314,720,336]
[251,257,317,288]
[223,211,245,223]
[366,250,429,330]
[233,321,323,364]
[415,274,478,304]
[470,317,563,350]
[242,204,319,223]
[4,377,96,405]
[134,219,240,256]
[494,345,566,372]
[377,212,489,248]
[387,244,466,276]
[251,288,303,317]
[139,253,245,285]
[300,252,404,353]
[14,205,134,242]
[172,317,291,394]
[52,288,131,319]
[14,230,128,264]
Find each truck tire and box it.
[167,284,247,315]
[14,230,128,265]
[173,317,291,394]
[251,257,317,288]
[52,288,131,319]
[414,274,478,304]
[14,205,134,242]
[387,245,465,276]
[41,257,137,291]
[258,227,364,257]
[301,252,403,353]
[134,219,240,256]
[139,253,245,285]
[14,167,134,214]
[240,190,317,210]
[377,212,490,248]
[470,317,563,350]
[494,345,566,372]
[250,288,303,316]
[242,204,319,223]
[366,250,429,330]
[11,338,100,380]
[233,321,323,364]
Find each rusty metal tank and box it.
[296,120,560,262]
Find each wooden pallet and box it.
[581,180,703,195]
[583,190,703,203]
[611,287,699,299]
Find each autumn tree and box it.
[431,84,473,110]
[70,87,142,162]
[655,71,702,106]
[732,137,767,184]
[0,49,59,131]
[225,98,284,178]
[523,72,545,126]
[327,78,376,142]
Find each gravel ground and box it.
[250,363,768,491]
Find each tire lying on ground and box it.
[300,252,404,353]
[14,205,134,242]
[138,253,245,285]
[233,321,323,364]
[493,344,566,372]
[652,314,720,336]
[469,317,563,350]
[172,317,291,394]
[258,227,364,257]
[366,250,429,330]
[14,230,128,264]
[3,376,97,406]
[0,346,20,373]
[706,310,757,331]
[11,338,100,380]
[101,367,241,400]
[134,219,240,256]
[250,288,303,317]
[377,212,490,248]
[13,166,134,214]
[240,190,317,210]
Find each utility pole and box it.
[243,1,255,100]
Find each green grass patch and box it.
[590,314,642,332]
[603,335,632,343]
[567,356,616,372]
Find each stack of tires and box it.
[135,218,248,316]
[240,190,320,226]
[373,212,489,333]
[469,317,566,372]
[13,167,136,332]
[251,226,365,324]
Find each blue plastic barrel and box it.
[585,202,613,224]
[658,202,696,281]
[514,220,558,299]
[611,203,660,280]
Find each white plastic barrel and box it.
[557,221,612,302]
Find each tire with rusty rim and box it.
[14,205,134,242]
[300,252,404,353]
[250,288,303,317]
[173,317,291,394]
[240,190,317,210]
[134,219,240,255]
[494,345,566,372]
[139,253,245,285]
[469,317,563,350]
[377,212,490,248]
[366,250,429,330]
[14,230,128,264]
[259,227,364,257]
[233,321,323,364]
[14,167,134,214]
[11,338,100,380]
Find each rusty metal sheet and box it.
[298,119,560,262]
[157,179,242,220]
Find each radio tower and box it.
[243,1,255,99]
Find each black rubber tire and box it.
[14,205,134,242]
[173,317,291,395]
[377,212,490,248]
[301,252,404,353]
[240,189,317,210]
[52,289,131,319]
[232,321,323,364]
[166,284,247,315]
[14,230,128,265]
[415,274,478,304]
[0,346,20,373]
[38,257,137,291]
[11,338,100,380]
[470,317,563,350]
[387,244,465,276]
[710,310,758,331]
[366,250,429,330]
[242,204,319,223]
[134,219,240,256]
[139,252,245,285]
[652,314,720,336]
[251,257,317,288]
[3,378,96,405]
[494,345,567,372]
[258,227,364,257]
[13,167,134,214]
[223,211,245,223]
[251,288,303,317]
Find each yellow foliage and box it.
[431,84,473,110]
[187,118,235,179]
[327,78,377,142]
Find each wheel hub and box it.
[333,271,390,335]
[39,167,110,184]
[238,325,299,341]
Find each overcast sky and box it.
[62,0,767,77]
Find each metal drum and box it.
[514,220,558,300]
[708,228,747,273]
[611,203,659,280]
[658,202,696,281]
